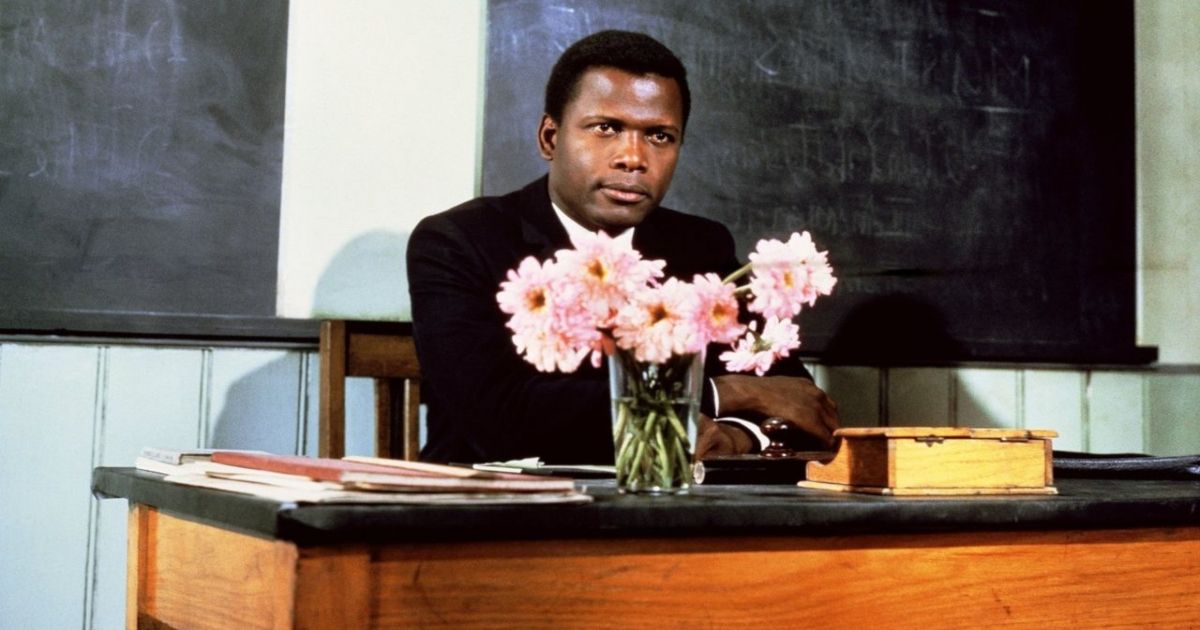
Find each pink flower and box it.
[496,256,557,325]
[689,273,745,345]
[612,279,703,363]
[719,318,801,376]
[496,256,601,372]
[509,324,594,373]
[554,230,665,327]
[747,231,837,320]
[497,230,834,373]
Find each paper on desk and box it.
[473,457,616,478]
[163,472,594,505]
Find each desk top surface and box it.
[93,468,1200,545]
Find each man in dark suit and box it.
[408,30,838,464]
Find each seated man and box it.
[408,30,838,464]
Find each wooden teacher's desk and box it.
[93,468,1200,629]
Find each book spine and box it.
[208,452,346,481]
[139,447,188,465]
[134,457,181,475]
[342,472,576,493]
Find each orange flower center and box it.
[526,289,546,312]
[710,302,733,324]
[587,259,609,282]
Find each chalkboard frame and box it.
[0,308,320,345]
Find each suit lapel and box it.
[632,208,680,272]
[515,176,571,259]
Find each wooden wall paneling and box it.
[0,343,101,630]
[206,349,303,453]
[1145,372,1200,455]
[293,350,312,457]
[887,368,952,427]
[344,377,379,457]
[99,347,206,462]
[954,368,1020,428]
[1087,371,1146,453]
[92,346,207,630]
[303,351,321,457]
[1022,370,1086,451]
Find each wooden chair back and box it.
[318,320,421,460]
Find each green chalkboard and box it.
[482,0,1151,363]
[0,0,308,340]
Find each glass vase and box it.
[608,348,704,494]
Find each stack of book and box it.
[135,448,592,505]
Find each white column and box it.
[276,0,485,320]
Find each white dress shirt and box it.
[549,202,770,452]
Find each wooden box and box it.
[800,427,1057,495]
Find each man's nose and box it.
[611,132,647,172]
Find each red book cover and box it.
[209,452,442,482]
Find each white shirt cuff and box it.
[714,417,770,451]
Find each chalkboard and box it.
[0,0,304,339]
[482,0,1151,363]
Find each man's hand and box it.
[694,415,757,460]
[712,375,840,447]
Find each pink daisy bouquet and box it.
[496,231,836,492]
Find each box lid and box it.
[836,427,1058,440]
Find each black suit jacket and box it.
[407,176,794,464]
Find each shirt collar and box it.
[551,201,635,248]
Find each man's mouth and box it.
[600,183,650,204]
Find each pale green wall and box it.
[1136,0,1200,363]
[275,0,484,320]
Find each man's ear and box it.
[536,114,557,161]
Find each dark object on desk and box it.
[760,417,804,458]
[470,461,616,480]
[694,417,835,485]
[1053,451,1200,480]
[694,453,832,485]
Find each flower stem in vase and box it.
[609,349,704,494]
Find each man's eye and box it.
[649,131,675,144]
[594,123,616,134]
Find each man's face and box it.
[538,67,684,234]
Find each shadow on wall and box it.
[209,231,410,454]
[311,230,412,321]
[819,293,1007,429]
[823,293,965,366]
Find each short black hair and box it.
[544,30,691,130]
